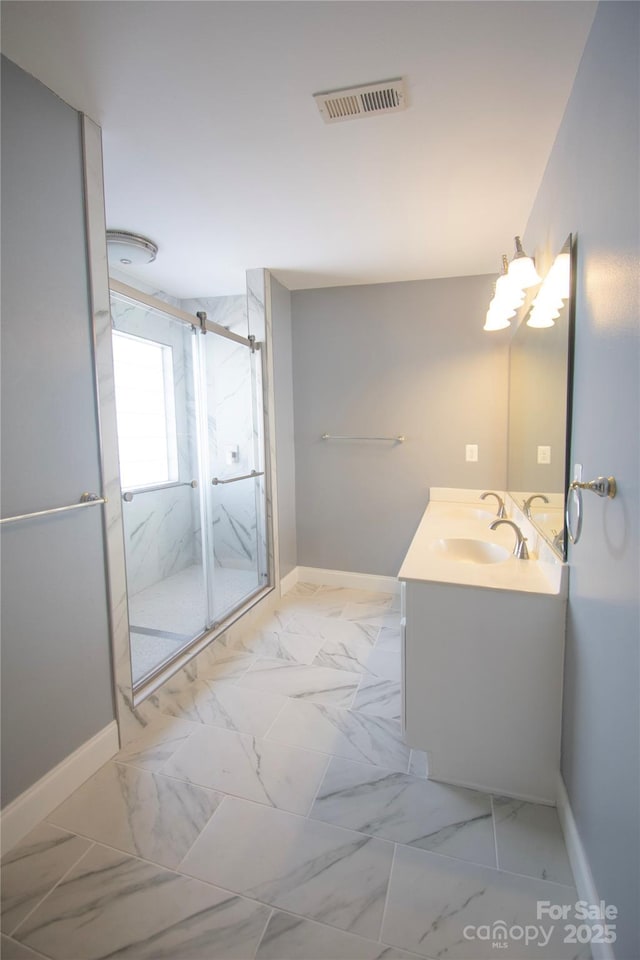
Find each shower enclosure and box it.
[110,281,269,687]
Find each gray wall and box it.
[524,4,639,955]
[1,57,115,806]
[270,276,297,578]
[292,275,509,576]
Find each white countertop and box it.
[398,490,567,597]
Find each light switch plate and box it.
[537,445,551,464]
[465,444,478,462]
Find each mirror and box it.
[506,235,575,559]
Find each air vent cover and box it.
[313,78,406,124]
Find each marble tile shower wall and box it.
[183,295,259,572]
[110,295,201,596]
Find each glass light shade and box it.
[533,285,564,313]
[483,300,514,331]
[489,298,516,321]
[545,252,571,300]
[484,312,511,331]
[508,236,541,289]
[495,273,525,308]
[508,254,541,289]
[527,305,557,328]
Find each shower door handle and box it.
[211,470,264,486]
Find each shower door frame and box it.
[82,115,281,752]
[109,278,274,695]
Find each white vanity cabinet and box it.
[399,491,567,805]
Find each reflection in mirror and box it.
[507,235,575,559]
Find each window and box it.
[112,330,178,489]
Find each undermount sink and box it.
[429,537,510,564]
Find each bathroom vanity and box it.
[399,488,567,804]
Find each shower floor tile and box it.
[3,582,578,960]
[128,564,260,684]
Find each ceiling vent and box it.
[313,78,406,124]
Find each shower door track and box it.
[109,279,257,348]
[131,583,274,706]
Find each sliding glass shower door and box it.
[201,328,268,626]
[110,285,269,687]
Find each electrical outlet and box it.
[465,444,478,462]
[537,445,551,465]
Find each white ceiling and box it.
[2,1,596,298]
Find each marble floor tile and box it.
[47,761,222,869]
[363,649,402,682]
[114,715,200,771]
[407,749,429,779]
[256,911,417,960]
[382,844,585,959]
[235,658,361,707]
[493,798,574,884]
[1,824,91,936]
[231,626,325,664]
[278,590,345,620]
[339,595,394,623]
[310,758,496,866]
[281,587,391,621]
[180,797,394,940]
[13,843,271,960]
[151,677,286,735]
[342,604,401,629]
[352,678,402,721]
[0,934,47,959]
[279,611,373,644]
[267,700,411,773]
[194,646,256,682]
[287,582,321,598]
[161,724,329,815]
[313,623,381,675]
[375,625,401,652]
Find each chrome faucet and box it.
[480,491,507,518]
[523,493,549,519]
[489,519,530,559]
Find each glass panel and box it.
[201,329,267,625]
[111,294,208,685]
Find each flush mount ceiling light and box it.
[106,230,158,266]
[507,236,541,289]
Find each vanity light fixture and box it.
[507,236,541,289]
[483,258,522,332]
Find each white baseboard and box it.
[556,773,615,960]
[0,721,120,855]
[279,566,299,597]
[294,565,400,595]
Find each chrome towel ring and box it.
[566,475,617,544]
